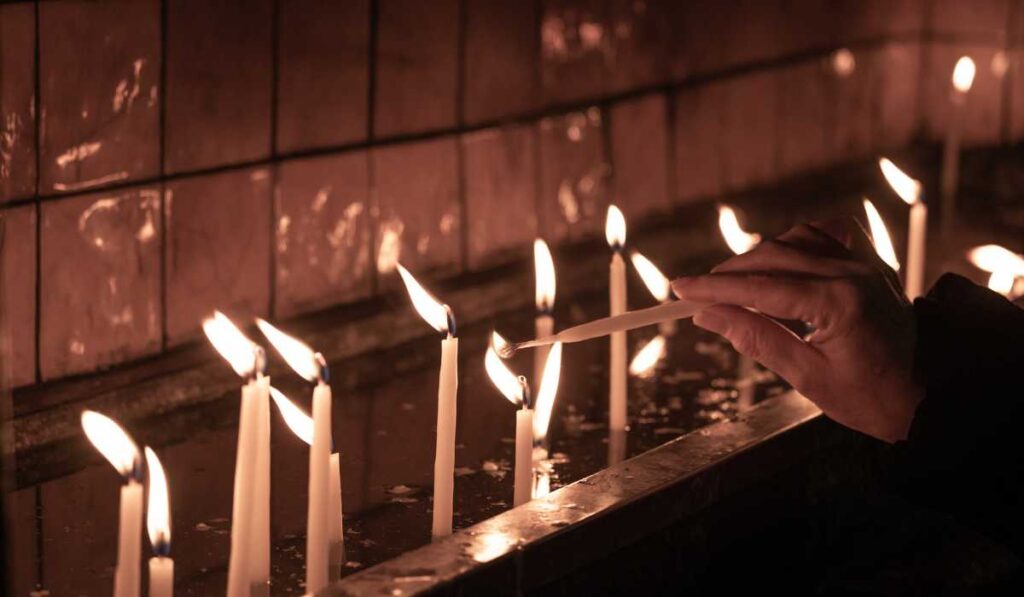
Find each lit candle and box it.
[717,205,761,255]
[534,239,556,387]
[941,56,976,235]
[256,319,332,594]
[531,342,563,462]
[629,251,675,336]
[968,244,1024,299]
[486,333,533,507]
[397,264,458,538]
[144,447,173,597]
[880,158,926,299]
[606,205,628,432]
[81,411,143,597]
[267,386,347,583]
[201,312,264,597]
[497,299,701,357]
[717,205,762,407]
[629,335,666,378]
[863,198,901,272]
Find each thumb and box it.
[693,304,824,392]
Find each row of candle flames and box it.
[76,59,1024,596]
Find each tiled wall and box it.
[0,0,1021,388]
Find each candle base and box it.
[329,540,346,583]
[607,428,627,466]
[250,580,270,597]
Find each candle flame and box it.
[952,56,976,93]
[202,311,259,377]
[145,447,171,554]
[968,244,1024,276]
[879,158,922,205]
[532,342,563,442]
[81,410,140,478]
[988,271,1015,296]
[534,239,556,312]
[629,251,671,302]
[717,205,761,255]
[256,319,320,382]
[397,264,452,335]
[629,335,666,377]
[486,332,524,406]
[605,205,626,250]
[269,386,314,446]
[862,199,900,271]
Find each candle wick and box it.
[443,304,457,338]
[314,352,330,384]
[518,376,532,410]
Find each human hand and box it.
[672,219,923,443]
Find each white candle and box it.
[500,299,702,356]
[434,334,458,537]
[609,250,627,431]
[227,381,257,597]
[608,428,627,466]
[79,412,143,597]
[606,205,628,432]
[148,557,173,597]
[906,201,927,300]
[115,480,143,597]
[941,56,975,235]
[514,408,534,506]
[534,239,557,389]
[201,313,264,597]
[250,375,271,596]
[879,159,926,300]
[534,314,554,392]
[145,447,173,597]
[328,452,345,582]
[396,265,459,539]
[306,380,332,593]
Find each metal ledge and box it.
[328,392,834,595]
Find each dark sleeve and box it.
[885,273,1024,554]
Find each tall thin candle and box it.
[534,239,556,387]
[606,205,628,432]
[81,411,143,597]
[202,312,263,597]
[486,333,533,506]
[145,447,174,597]
[880,158,926,299]
[256,319,333,594]
[397,265,458,538]
[941,56,975,235]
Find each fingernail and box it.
[693,309,725,333]
[670,277,692,299]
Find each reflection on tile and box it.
[277,0,369,152]
[39,0,160,193]
[610,94,670,222]
[674,84,725,202]
[541,0,674,101]
[40,187,161,380]
[777,60,831,177]
[42,465,120,597]
[721,72,777,191]
[375,0,458,137]
[0,4,37,202]
[927,0,1010,41]
[1,205,37,387]
[464,0,539,125]
[922,45,1005,147]
[275,152,373,319]
[5,486,39,596]
[165,0,273,173]
[373,137,461,281]
[463,125,538,270]
[537,109,609,242]
[165,168,271,345]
